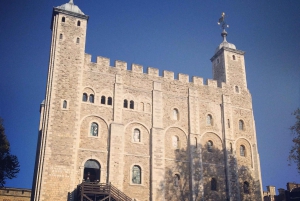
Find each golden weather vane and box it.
[217,12,229,31]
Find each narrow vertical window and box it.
[101,96,106,104]
[82,93,88,102]
[76,37,80,44]
[206,114,213,126]
[107,97,112,105]
[174,174,180,187]
[77,20,81,26]
[90,122,98,136]
[172,136,180,149]
[230,143,233,154]
[232,55,236,60]
[62,17,65,22]
[132,165,141,184]
[133,129,141,142]
[173,109,179,120]
[130,100,134,109]
[240,145,246,157]
[195,137,198,148]
[124,99,128,108]
[146,103,151,112]
[59,34,63,39]
[89,94,94,103]
[235,86,239,93]
[239,120,244,130]
[217,58,220,64]
[243,182,250,194]
[227,119,230,128]
[207,140,213,152]
[63,100,67,109]
[211,178,217,191]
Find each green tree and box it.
[0,117,20,186]
[289,108,300,174]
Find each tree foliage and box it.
[289,108,300,174]
[0,117,20,187]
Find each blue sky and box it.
[0,0,299,193]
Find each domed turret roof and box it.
[215,30,236,53]
[56,0,84,15]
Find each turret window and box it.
[101,96,106,104]
[59,34,63,40]
[239,120,244,130]
[232,55,236,60]
[243,181,250,194]
[206,114,213,126]
[211,178,217,191]
[89,94,94,103]
[77,20,81,26]
[172,136,180,149]
[76,37,80,44]
[133,129,141,142]
[82,93,88,102]
[124,99,128,108]
[207,140,213,152]
[130,100,134,109]
[240,145,246,157]
[63,100,67,109]
[235,86,239,93]
[174,174,180,187]
[62,17,65,22]
[132,165,141,184]
[90,122,98,137]
[173,108,179,120]
[107,97,112,105]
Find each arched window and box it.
[240,145,246,157]
[235,86,239,93]
[82,93,88,102]
[130,100,134,109]
[63,100,67,109]
[230,143,233,154]
[77,20,81,26]
[173,109,179,120]
[101,96,106,104]
[124,99,128,108]
[207,140,213,152]
[172,136,180,149]
[83,160,100,182]
[239,120,244,130]
[62,17,65,22]
[195,137,198,148]
[107,97,112,105]
[206,114,213,126]
[232,55,236,60]
[174,174,180,187]
[211,178,217,191]
[90,122,98,136]
[76,37,80,44]
[59,34,63,39]
[243,181,250,194]
[227,119,230,128]
[133,129,141,142]
[89,94,94,103]
[132,165,141,184]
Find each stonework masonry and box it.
[31,1,263,201]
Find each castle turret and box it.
[31,1,88,201]
[210,26,247,92]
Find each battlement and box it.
[85,54,228,89]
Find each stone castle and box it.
[31,1,263,200]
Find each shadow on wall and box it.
[158,144,260,201]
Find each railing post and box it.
[109,182,111,201]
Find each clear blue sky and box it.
[0,0,299,193]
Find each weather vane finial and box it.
[217,12,229,31]
[217,12,229,42]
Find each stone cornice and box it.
[210,47,245,61]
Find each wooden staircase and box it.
[77,182,132,201]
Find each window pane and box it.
[82,93,87,102]
[130,100,134,109]
[107,97,112,105]
[90,122,98,136]
[124,100,128,108]
[132,166,141,184]
[89,94,94,103]
[133,129,140,142]
[63,100,67,109]
[101,96,106,104]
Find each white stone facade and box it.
[31,2,263,201]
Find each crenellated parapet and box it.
[84,54,231,90]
